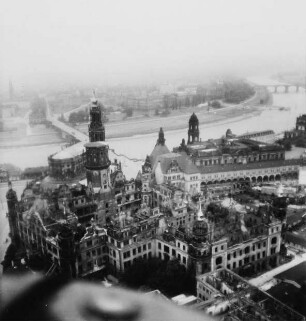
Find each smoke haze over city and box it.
[1,0,306,91]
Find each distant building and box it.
[238,129,276,144]
[145,114,299,197]
[0,168,9,182]
[284,114,306,140]
[48,143,86,179]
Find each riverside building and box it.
[145,113,299,198]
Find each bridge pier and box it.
[296,85,299,92]
[274,86,278,93]
[284,85,289,93]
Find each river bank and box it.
[76,90,267,139]
[0,90,263,149]
[0,124,65,148]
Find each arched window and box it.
[216,256,222,265]
[271,236,277,244]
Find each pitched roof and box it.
[150,144,170,166]
[153,152,200,175]
[51,142,84,160]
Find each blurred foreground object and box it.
[0,274,214,321]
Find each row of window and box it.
[167,175,181,181]
[214,244,225,253]
[176,242,187,252]
[198,284,212,295]
[226,241,267,260]
[85,247,105,259]
[156,249,187,265]
[158,241,187,252]
[228,251,268,269]
[271,227,280,234]
[190,176,199,181]
[123,243,152,259]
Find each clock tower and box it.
[85,141,111,191]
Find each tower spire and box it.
[92,89,97,101]
[156,127,165,146]
[88,94,105,142]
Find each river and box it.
[109,90,306,160]
[0,87,305,268]
[1,91,305,168]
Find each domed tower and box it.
[226,128,232,138]
[188,113,199,144]
[85,141,111,191]
[88,96,105,142]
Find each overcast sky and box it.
[1,0,306,90]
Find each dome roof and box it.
[189,112,199,125]
[192,220,208,238]
[226,128,232,137]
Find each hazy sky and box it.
[1,0,306,90]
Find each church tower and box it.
[85,95,110,191]
[156,127,165,146]
[188,113,200,144]
[88,96,105,142]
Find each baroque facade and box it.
[146,113,300,196]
